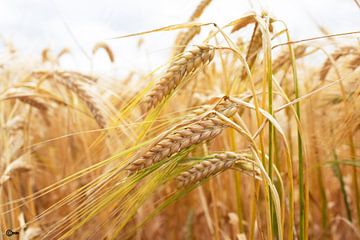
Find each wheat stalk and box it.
[128,100,238,173]
[176,151,257,188]
[143,45,215,111]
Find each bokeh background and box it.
[1,0,359,74]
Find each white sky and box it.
[0,0,359,76]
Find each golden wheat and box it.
[189,0,212,21]
[32,71,107,128]
[176,151,257,188]
[172,26,201,57]
[128,101,238,172]
[92,42,115,63]
[143,45,215,111]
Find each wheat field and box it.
[0,1,360,239]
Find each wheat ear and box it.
[56,47,70,61]
[272,45,307,73]
[0,156,32,185]
[128,101,238,173]
[231,11,257,33]
[320,46,356,80]
[58,71,98,84]
[55,75,107,128]
[172,26,201,57]
[349,54,360,70]
[93,42,115,63]
[17,96,48,112]
[176,151,256,188]
[171,0,211,57]
[189,0,212,21]
[32,71,106,128]
[41,48,51,63]
[143,45,215,111]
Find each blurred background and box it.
[1,0,359,75]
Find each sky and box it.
[0,0,359,76]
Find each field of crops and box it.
[1,0,359,239]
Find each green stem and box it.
[285,29,306,240]
[332,151,352,221]
[234,172,244,233]
[273,131,281,237]
[317,167,328,229]
[349,136,360,224]
[259,17,276,238]
[298,130,305,240]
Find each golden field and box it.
[0,1,359,239]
